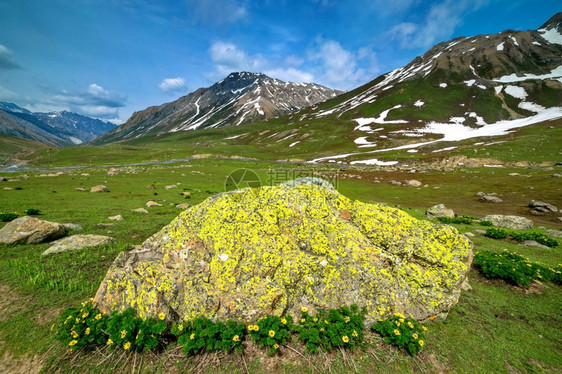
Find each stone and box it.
[164,185,178,190]
[426,204,455,219]
[75,187,88,192]
[107,168,119,176]
[545,229,562,238]
[480,195,503,203]
[464,232,475,237]
[41,234,113,255]
[146,200,162,207]
[522,240,550,249]
[0,177,7,182]
[175,203,191,209]
[390,180,402,186]
[133,208,149,214]
[482,215,533,230]
[146,184,155,189]
[3,187,13,190]
[182,191,191,196]
[0,216,70,244]
[90,185,110,193]
[473,229,487,234]
[405,179,422,187]
[529,201,558,213]
[62,223,83,231]
[551,173,562,178]
[94,179,473,325]
[81,173,90,177]
[108,215,124,221]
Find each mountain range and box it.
[0,103,116,147]
[91,72,342,144]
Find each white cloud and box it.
[263,68,313,83]
[388,0,489,49]
[158,77,187,94]
[208,41,266,77]
[0,44,22,70]
[48,83,126,120]
[0,84,22,101]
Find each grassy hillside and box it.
[0,135,52,165]
[0,156,561,372]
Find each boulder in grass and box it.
[426,204,455,219]
[0,216,70,244]
[90,185,110,193]
[146,200,162,207]
[108,215,124,221]
[94,178,473,325]
[133,208,149,214]
[41,234,113,255]
[529,200,558,213]
[482,214,533,230]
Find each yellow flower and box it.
[75,318,80,324]
[313,317,318,322]
[268,330,276,337]
[136,330,141,339]
[419,340,424,347]
[82,312,89,319]
[394,312,405,318]
[85,328,90,335]
[50,324,55,331]
[399,318,404,323]
[344,316,350,323]
[254,325,259,331]
[395,321,401,327]
[190,333,195,340]
[233,335,240,342]
[107,339,113,345]
[95,314,102,320]
[158,313,165,320]
[69,340,77,346]
[342,336,349,343]
[378,318,383,322]
[121,330,127,338]
[89,298,94,303]
[273,344,279,349]
[124,342,131,350]
[178,324,184,331]
[324,320,329,324]
[413,333,418,339]
[407,322,414,329]
[301,318,306,323]
[352,330,358,337]
[71,331,78,338]
[301,307,308,313]
[281,318,287,325]
[393,329,400,336]
[422,326,427,331]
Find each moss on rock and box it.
[94,180,472,325]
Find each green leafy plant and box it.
[14,186,23,190]
[438,216,472,224]
[473,250,561,287]
[297,305,365,353]
[0,213,18,222]
[485,228,509,239]
[175,317,245,355]
[509,231,558,248]
[248,315,293,355]
[480,220,493,226]
[372,313,427,355]
[25,208,41,215]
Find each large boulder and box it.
[529,201,558,213]
[482,215,533,230]
[94,180,472,325]
[42,234,113,255]
[426,204,455,219]
[0,216,70,244]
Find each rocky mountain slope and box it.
[92,72,342,144]
[216,13,561,164]
[0,102,116,147]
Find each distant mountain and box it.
[216,13,562,164]
[92,72,342,144]
[0,102,117,146]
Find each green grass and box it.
[0,158,561,372]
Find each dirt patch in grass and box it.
[0,284,32,322]
[0,342,44,374]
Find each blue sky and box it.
[0,0,558,123]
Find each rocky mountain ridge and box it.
[92,72,342,144]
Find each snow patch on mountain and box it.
[493,65,562,83]
[504,85,527,100]
[538,27,562,45]
[353,105,408,126]
[414,100,425,107]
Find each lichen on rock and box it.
[94,179,472,325]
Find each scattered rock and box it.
[108,215,124,221]
[132,208,149,214]
[508,173,520,176]
[482,215,533,230]
[75,187,88,192]
[96,223,115,227]
[0,216,70,244]
[551,173,562,178]
[94,179,473,324]
[90,185,110,193]
[146,200,162,207]
[164,185,178,190]
[480,195,503,203]
[107,168,119,176]
[529,200,558,213]
[474,229,487,234]
[464,232,475,237]
[545,229,562,238]
[81,173,90,177]
[460,279,472,291]
[182,191,191,196]
[390,180,402,186]
[175,203,191,209]
[146,184,155,189]
[426,204,455,219]
[41,234,113,256]
[3,187,13,190]
[62,223,83,232]
[0,177,7,182]
[522,240,550,249]
[405,179,422,187]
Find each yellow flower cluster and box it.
[247,324,260,331]
[268,330,276,337]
